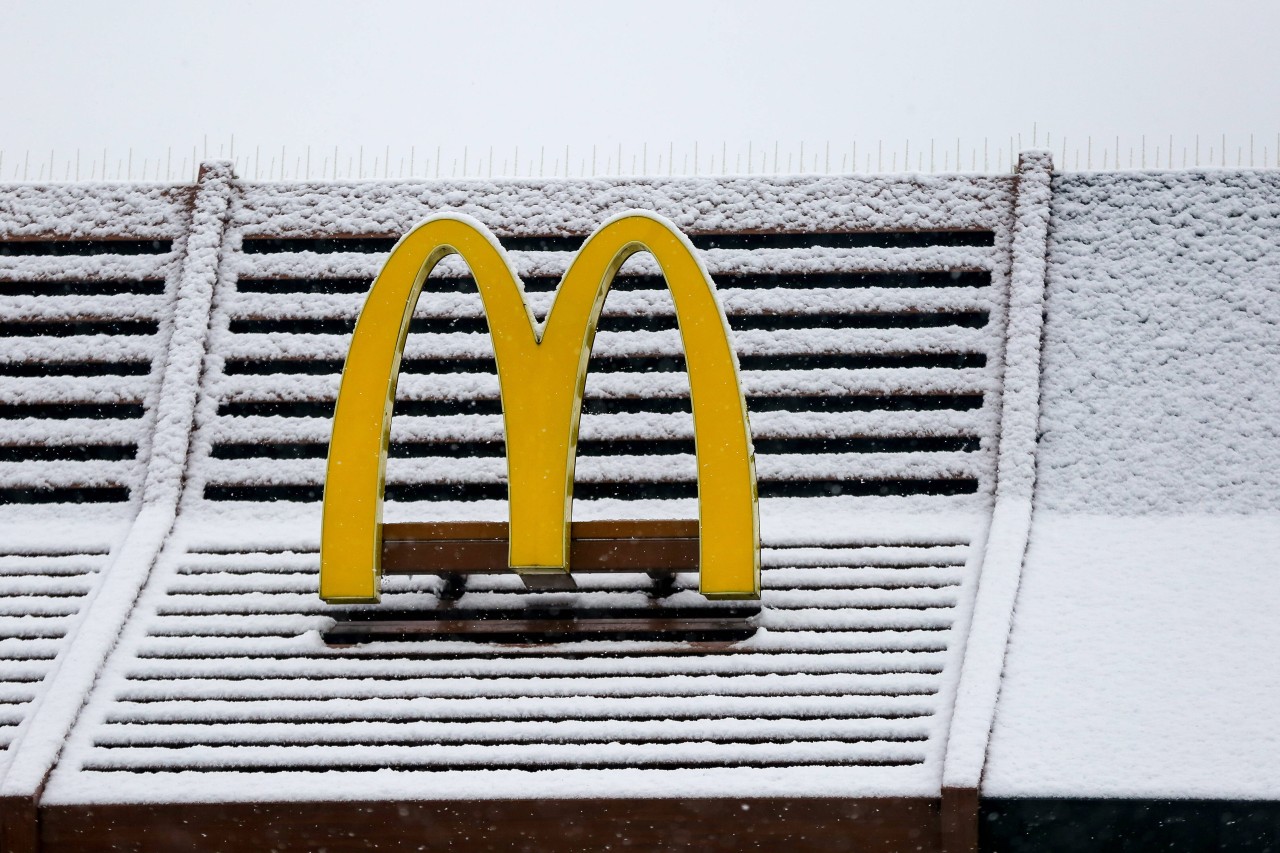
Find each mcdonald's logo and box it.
[319,211,759,603]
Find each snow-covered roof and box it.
[0,157,1276,847]
[985,171,1280,801]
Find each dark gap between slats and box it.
[215,394,983,419]
[131,645,950,661]
[0,361,151,377]
[201,478,978,503]
[0,320,159,337]
[222,352,986,376]
[0,444,137,461]
[114,677,934,702]
[0,487,130,504]
[122,655,942,686]
[154,597,951,615]
[693,232,994,250]
[103,707,934,725]
[226,311,987,337]
[209,436,979,460]
[239,231,993,255]
[0,280,165,296]
[0,240,172,256]
[0,403,144,420]
[236,270,989,295]
[123,662,946,680]
[93,732,931,749]
[163,581,962,597]
[80,756,926,773]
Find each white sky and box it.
[4,0,1279,180]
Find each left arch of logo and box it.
[320,211,759,603]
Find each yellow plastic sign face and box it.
[320,212,759,603]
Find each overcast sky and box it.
[4,0,1278,180]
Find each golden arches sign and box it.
[319,212,759,603]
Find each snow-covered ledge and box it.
[941,151,1053,810]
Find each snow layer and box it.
[1036,170,1280,513]
[984,513,1280,798]
[234,174,1010,237]
[0,183,190,239]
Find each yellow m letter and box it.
[320,212,759,602]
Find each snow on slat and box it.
[232,175,1008,232]
[0,554,106,574]
[0,255,175,282]
[151,584,957,616]
[213,367,996,403]
[0,376,151,404]
[82,740,927,772]
[0,598,85,617]
[214,325,988,361]
[0,335,156,363]
[0,684,36,703]
[0,615,79,638]
[115,672,938,702]
[0,575,96,596]
[0,420,139,445]
[0,293,165,322]
[135,629,952,658]
[170,547,966,576]
[0,460,136,488]
[0,638,63,659]
[124,650,947,680]
[235,245,996,283]
[209,409,985,444]
[199,452,981,486]
[226,287,995,321]
[95,716,932,747]
[105,693,937,725]
[140,627,957,660]
[0,182,190,236]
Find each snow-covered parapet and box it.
[985,169,1280,802]
[942,151,1053,793]
[1036,170,1280,513]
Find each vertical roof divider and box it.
[0,163,236,822]
[940,151,1053,825]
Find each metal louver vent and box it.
[201,228,997,504]
[42,174,1015,803]
[0,549,109,763]
[0,183,193,794]
[0,238,175,505]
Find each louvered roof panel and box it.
[0,182,193,786]
[47,174,1014,804]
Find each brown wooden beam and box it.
[39,797,943,853]
[940,786,979,853]
[381,519,699,575]
[0,795,38,853]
